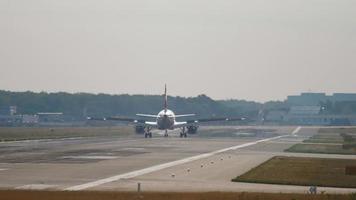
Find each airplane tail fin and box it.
[164,84,168,112]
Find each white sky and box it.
[0,0,355,102]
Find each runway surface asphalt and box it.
[0,126,356,193]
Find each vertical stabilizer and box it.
[164,84,168,112]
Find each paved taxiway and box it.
[0,126,356,193]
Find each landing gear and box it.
[144,127,152,138]
[180,127,187,138]
[164,129,168,137]
[144,132,152,138]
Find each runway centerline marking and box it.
[65,127,301,191]
[61,156,118,160]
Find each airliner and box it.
[88,85,244,138]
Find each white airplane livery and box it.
[88,85,244,138]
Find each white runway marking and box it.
[0,168,8,171]
[61,156,117,160]
[0,137,86,144]
[65,127,301,191]
[0,137,144,145]
[292,126,302,136]
[16,184,56,190]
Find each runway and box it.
[1,126,356,193]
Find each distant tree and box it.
[5,90,324,120]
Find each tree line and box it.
[0,90,262,120]
[2,90,355,121]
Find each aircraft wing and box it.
[173,121,188,128]
[173,117,245,128]
[175,114,195,118]
[87,116,136,122]
[137,114,195,118]
[136,114,157,118]
[87,116,158,127]
[144,121,158,128]
[194,117,245,123]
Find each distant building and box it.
[288,106,321,115]
[332,93,356,102]
[264,110,287,122]
[9,106,17,116]
[22,114,39,124]
[37,112,64,123]
[285,106,320,125]
[283,106,355,125]
[287,93,356,106]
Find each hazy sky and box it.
[0,0,355,102]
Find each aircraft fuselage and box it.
[156,109,175,130]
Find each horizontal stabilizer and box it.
[186,117,246,123]
[87,116,144,123]
[136,114,157,118]
[175,114,196,118]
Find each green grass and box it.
[0,126,135,141]
[233,156,356,188]
[286,143,356,155]
[304,133,344,144]
[287,128,356,155]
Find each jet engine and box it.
[187,125,199,134]
[135,125,145,134]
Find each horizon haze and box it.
[1,0,355,102]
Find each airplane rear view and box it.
[88,85,244,138]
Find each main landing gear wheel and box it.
[180,127,187,138]
[144,132,152,138]
[179,132,187,138]
[144,127,152,138]
[164,130,168,137]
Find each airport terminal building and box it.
[287,93,356,106]
[265,93,356,125]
